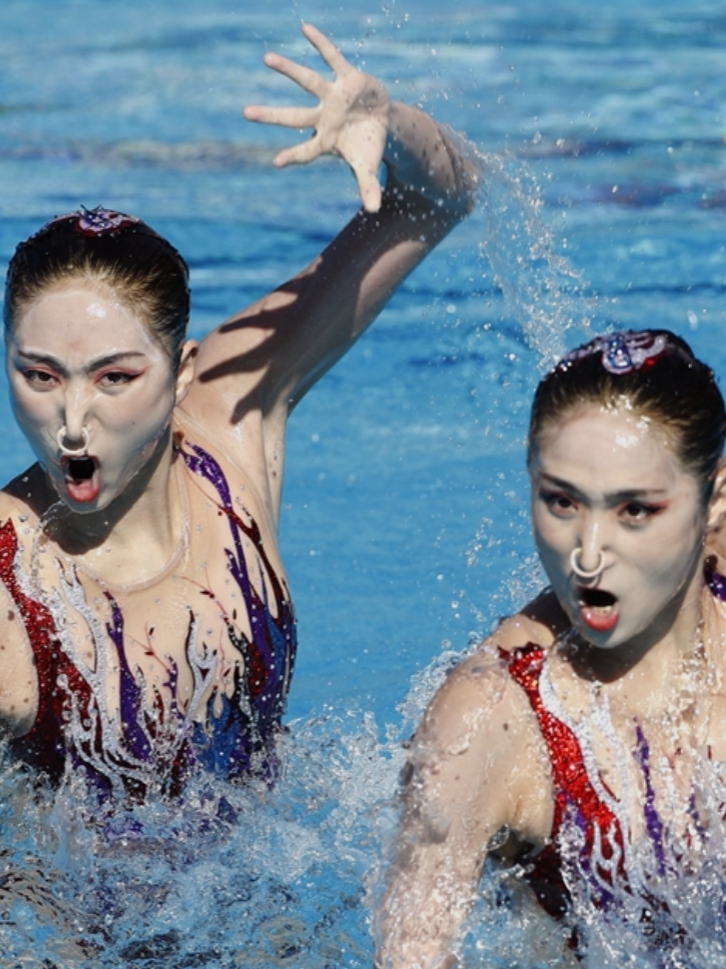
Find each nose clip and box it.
[57,426,90,458]
[570,547,605,581]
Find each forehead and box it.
[11,280,160,358]
[532,404,689,491]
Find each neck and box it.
[42,428,185,584]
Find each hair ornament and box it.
[46,205,141,238]
[561,331,670,376]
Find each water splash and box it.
[469,142,596,366]
[370,630,726,969]
[0,709,402,967]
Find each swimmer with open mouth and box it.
[377,330,726,969]
[0,22,476,812]
[57,427,99,504]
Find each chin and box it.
[55,492,103,514]
[567,614,623,650]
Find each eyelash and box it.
[22,369,141,389]
[539,490,577,516]
[97,371,139,387]
[23,369,57,388]
[538,490,663,524]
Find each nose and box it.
[574,515,610,579]
[59,383,91,450]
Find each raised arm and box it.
[375,646,551,969]
[186,25,477,507]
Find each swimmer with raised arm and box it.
[376,331,726,967]
[0,24,474,799]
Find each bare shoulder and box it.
[417,645,514,746]
[178,336,288,523]
[184,286,288,421]
[171,409,283,534]
[419,634,542,755]
[492,588,568,653]
[420,590,563,741]
[412,599,561,844]
[0,462,54,522]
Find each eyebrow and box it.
[14,349,148,376]
[537,473,669,505]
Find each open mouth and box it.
[62,456,100,503]
[578,587,617,609]
[577,586,619,632]
[67,457,95,482]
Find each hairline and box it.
[6,268,180,368]
[527,395,716,504]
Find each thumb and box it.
[352,162,383,213]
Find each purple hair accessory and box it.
[563,331,669,376]
[47,205,141,237]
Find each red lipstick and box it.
[577,586,619,632]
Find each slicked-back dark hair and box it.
[4,207,190,367]
[529,329,726,496]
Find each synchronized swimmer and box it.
[377,330,726,967]
[0,24,475,799]
[9,17,716,968]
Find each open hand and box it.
[243,24,390,213]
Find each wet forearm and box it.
[383,101,478,218]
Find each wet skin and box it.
[376,402,726,969]
[529,404,707,665]
[0,279,279,739]
[6,281,192,514]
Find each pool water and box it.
[1,0,726,965]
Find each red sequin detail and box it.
[501,643,625,917]
[0,519,94,780]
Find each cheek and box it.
[9,389,51,438]
[638,535,700,587]
[623,518,704,597]
[101,383,176,438]
[532,507,570,557]
[532,527,572,591]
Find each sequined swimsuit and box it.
[499,644,626,919]
[501,566,726,921]
[0,440,297,799]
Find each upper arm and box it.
[186,174,462,432]
[376,648,551,969]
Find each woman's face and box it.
[7,279,187,512]
[530,404,707,651]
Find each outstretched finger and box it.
[244,104,320,130]
[301,23,351,77]
[273,135,324,168]
[262,51,328,99]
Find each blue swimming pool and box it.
[1,0,726,965]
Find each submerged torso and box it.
[494,568,726,944]
[0,413,296,798]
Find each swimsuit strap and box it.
[705,561,726,602]
[499,643,626,912]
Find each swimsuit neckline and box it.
[40,456,191,595]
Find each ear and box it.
[706,458,726,533]
[174,339,198,405]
